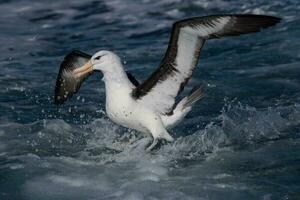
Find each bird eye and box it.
[94,56,102,60]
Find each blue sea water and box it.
[0,0,300,199]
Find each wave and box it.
[0,102,294,199]
[1,101,299,164]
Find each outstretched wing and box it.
[54,50,91,104]
[126,72,140,86]
[54,50,140,104]
[132,14,280,114]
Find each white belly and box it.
[106,91,149,133]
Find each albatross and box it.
[54,14,281,150]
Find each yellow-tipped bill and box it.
[73,60,93,77]
[54,50,92,104]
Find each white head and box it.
[91,50,121,72]
[73,50,121,77]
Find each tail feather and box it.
[162,86,204,128]
[183,86,204,109]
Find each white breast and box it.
[105,81,149,133]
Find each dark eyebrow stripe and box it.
[94,55,102,60]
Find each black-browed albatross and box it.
[54,14,281,151]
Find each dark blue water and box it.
[1,0,300,199]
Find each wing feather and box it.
[54,51,140,104]
[132,14,280,114]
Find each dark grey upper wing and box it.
[126,72,140,87]
[55,50,140,104]
[54,50,92,104]
[132,14,280,114]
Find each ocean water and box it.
[1,0,300,199]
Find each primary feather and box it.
[132,14,280,114]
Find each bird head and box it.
[72,50,120,77]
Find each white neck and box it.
[102,61,134,94]
[102,60,126,81]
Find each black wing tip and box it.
[54,92,74,105]
[176,14,281,27]
[54,50,91,105]
[232,14,281,27]
[54,89,66,105]
[54,92,73,105]
[126,71,140,87]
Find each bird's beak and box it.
[73,60,93,77]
